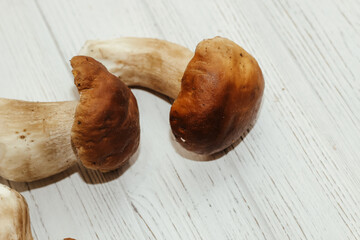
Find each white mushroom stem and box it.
[0,184,33,240]
[0,99,77,182]
[0,38,193,182]
[78,37,194,99]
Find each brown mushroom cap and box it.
[170,37,264,154]
[70,56,140,171]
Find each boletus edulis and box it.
[0,56,140,182]
[80,36,264,154]
[0,36,264,182]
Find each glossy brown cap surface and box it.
[170,37,264,155]
[71,56,140,171]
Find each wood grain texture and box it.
[0,0,359,239]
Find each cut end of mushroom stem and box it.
[0,184,33,240]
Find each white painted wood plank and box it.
[250,0,360,237]
[211,0,360,238]
[0,0,359,239]
[194,0,360,238]
[33,0,165,64]
[0,0,76,101]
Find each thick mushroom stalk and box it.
[0,184,33,240]
[80,37,264,154]
[79,37,194,99]
[0,57,140,182]
[0,99,77,182]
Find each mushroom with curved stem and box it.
[79,36,264,154]
[0,183,33,240]
[0,56,140,182]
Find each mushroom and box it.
[0,56,140,182]
[0,183,33,240]
[79,36,264,154]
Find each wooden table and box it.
[1,0,359,239]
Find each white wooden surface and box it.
[1,0,360,239]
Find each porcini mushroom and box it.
[79,36,264,154]
[0,56,140,182]
[0,183,33,240]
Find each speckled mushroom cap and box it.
[70,56,140,171]
[170,37,264,154]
